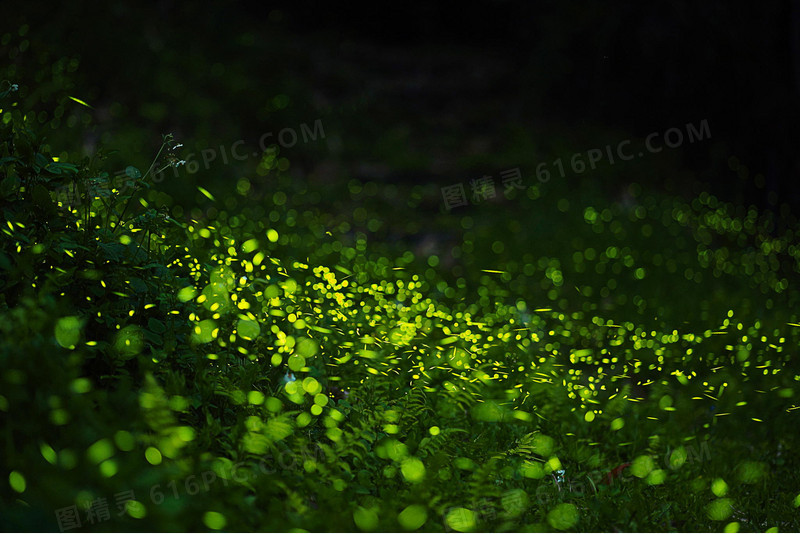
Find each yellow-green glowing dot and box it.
[429,426,440,436]
[265,397,282,413]
[203,511,227,530]
[296,412,312,427]
[302,377,321,395]
[9,471,26,493]
[354,506,379,531]
[87,438,114,464]
[145,447,162,465]
[114,430,135,451]
[712,478,728,497]
[247,390,265,405]
[40,443,57,465]
[445,507,476,532]
[126,500,146,518]
[647,469,666,485]
[547,503,579,530]
[630,455,654,478]
[100,459,118,478]
[401,457,426,483]
[707,498,733,521]
[398,504,428,531]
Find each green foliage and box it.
[1,75,800,534]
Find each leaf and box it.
[46,161,79,175]
[32,184,56,214]
[0,173,19,198]
[35,153,50,170]
[98,242,125,262]
[125,166,142,179]
[143,330,163,345]
[127,277,148,293]
[147,318,166,334]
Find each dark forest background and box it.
[4,0,800,213]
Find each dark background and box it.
[277,0,800,211]
[4,0,800,214]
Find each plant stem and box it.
[115,140,168,233]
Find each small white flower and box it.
[282,371,296,384]
[10,84,18,92]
